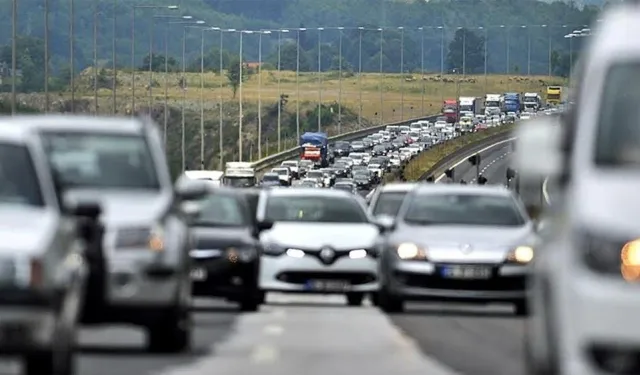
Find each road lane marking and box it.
[542,176,550,204]
[251,344,280,363]
[435,137,516,182]
[263,324,284,336]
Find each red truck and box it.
[442,99,459,123]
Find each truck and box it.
[523,92,541,111]
[546,86,562,106]
[442,99,459,123]
[223,162,256,187]
[299,132,329,167]
[484,94,502,116]
[459,96,481,116]
[503,92,521,113]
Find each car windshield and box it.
[372,191,407,217]
[0,143,45,207]
[275,169,288,175]
[334,184,352,190]
[350,154,363,159]
[352,142,363,147]
[307,171,323,178]
[334,163,347,169]
[263,174,279,182]
[224,176,256,187]
[335,142,349,149]
[194,194,247,227]
[300,181,316,187]
[41,132,160,190]
[403,193,525,226]
[594,62,640,167]
[265,195,367,223]
[282,162,297,168]
[299,160,313,167]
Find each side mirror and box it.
[175,178,208,201]
[506,167,516,180]
[252,221,274,238]
[374,216,396,233]
[64,195,101,219]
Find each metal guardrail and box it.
[251,115,442,173]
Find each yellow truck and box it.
[546,86,562,106]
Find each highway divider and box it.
[251,114,442,174]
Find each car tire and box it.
[147,307,191,353]
[515,300,529,316]
[239,292,261,312]
[378,289,404,313]
[24,345,74,375]
[346,292,364,306]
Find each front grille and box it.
[395,271,525,291]
[276,271,376,285]
[589,344,640,374]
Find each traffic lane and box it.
[438,144,512,184]
[389,303,525,375]
[77,299,239,375]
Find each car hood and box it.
[261,222,379,249]
[389,224,533,263]
[0,206,58,255]
[64,189,170,226]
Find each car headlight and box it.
[580,231,640,281]
[115,225,164,252]
[262,243,286,256]
[506,246,534,264]
[395,243,427,260]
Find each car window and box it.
[594,62,640,167]
[0,143,45,207]
[195,194,247,226]
[265,195,367,223]
[371,191,407,217]
[403,193,525,226]
[263,174,279,182]
[41,132,160,190]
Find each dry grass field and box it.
[77,69,566,124]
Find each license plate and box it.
[440,265,492,279]
[305,279,348,291]
[190,268,207,281]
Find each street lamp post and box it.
[131,4,178,116]
[317,27,323,132]
[523,25,531,75]
[199,26,220,169]
[219,29,232,169]
[238,30,254,162]
[70,0,75,113]
[461,27,466,76]
[296,28,305,140]
[93,0,98,114]
[358,26,363,127]
[399,26,404,121]
[111,0,117,114]
[11,0,16,115]
[378,27,384,125]
[420,27,424,116]
[276,29,289,152]
[481,26,488,95]
[257,30,270,158]
[337,26,344,133]
[439,25,444,104]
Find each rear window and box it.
[371,191,408,217]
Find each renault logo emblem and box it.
[319,247,335,261]
[459,244,473,254]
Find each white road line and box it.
[263,325,284,336]
[251,344,280,363]
[542,176,550,204]
[435,137,516,182]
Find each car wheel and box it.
[239,291,261,312]
[378,289,404,313]
[346,292,364,306]
[515,300,529,316]
[147,307,191,353]
[24,345,74,375]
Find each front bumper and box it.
[383,260,527,302]
[260,254,378,293]
[0,308,57,354]
[190,254,259,298]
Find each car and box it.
[333,162,350,177]
[350,141,365,152]
[333,141,350,156]
[0,120,104,374]
[367,163,383,179]
[36,115,206,353]
[280,160,300,179]
[270,167,292,186]
[189,187,272,311]
[333,181,358,194]
[367,183,417,220]
[348,152,365,166]
[377,185,535,314]
[305,170,326,187]
[352,172,372,190]
[256,188,382,306]
[300,178,321,188]
[260,172,283,187]
[298,159,314,177]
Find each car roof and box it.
[266,187,354,198]
[413,184,513,197]
[0,114,147,135]
[378,183,418,192]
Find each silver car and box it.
[0,120,101,374]
[256,188,381,306]
[367,183,416,220]
[377,185,535,315]
[29,115,205,353]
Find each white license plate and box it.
[306,280,348,291]
[440,265,492,279]
[190,268,207,281]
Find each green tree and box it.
[0,35,46,92]
[140,53,179,72]
[226,57,248,98]
[446,28,485,74]
[266,42,311,71]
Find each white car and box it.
[407,144,421,156]
[257,189,381,306]
[280,160,300,178]
[338,157,354,168]
[520,10,640,374]
[348,152,365,166]
[389,154,402,167]
[271,167,292,186]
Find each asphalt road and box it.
[391,145,528,375]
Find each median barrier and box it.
[251,114,443,174]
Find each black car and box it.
[333,181,357,194]
[333,141,350,156]
[333,162,350,177]
[189,188,272,311]
[353,173,371,189]
[350,141,366,152]
[260,172,284,187]
[372,145,386,156]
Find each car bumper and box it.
[191,255,259,298]
[384,260,527,302]
[0,308,57,354]
[260,255,378,293]
[557,268,640,374]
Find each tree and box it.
[140,53,179,72]
[266,42,311,71]
[226,57,248,98]
[446,28,485,74]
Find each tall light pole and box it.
[439,25,444,104]
[543,24,550,77]
[44,0,50,112]
[461,27,466,76]
[420,26,424,117]
[523,25,531,75]
[378,27,384,125]
[112,0,117,114]
[11,0,16,115]
[481,26,487,95]
[358,26,363,127]
[238,30,254,162]
[199,26,220,169]
[70,0,75,113]
[276,29,289,152]
[506,25,511,77]
[316,27,324,132]
[93,0,98,114]
[296,28,305,140]
[219,29,233,169]
[337,26,344,133]
[131,4,178,116]
[565,33,575,86]
[399,26,404,121]
[257,30,270,158]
